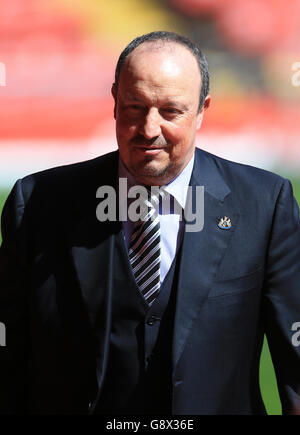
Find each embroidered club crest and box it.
[218,216,232,229]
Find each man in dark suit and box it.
[0,31,300,415]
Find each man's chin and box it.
[129,160,176,185]
[132,160,168,176]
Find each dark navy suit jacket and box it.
[0,148,300,414]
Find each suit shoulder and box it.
[198,148,286,191]
[20,151,118,199]
[22,150,117,184]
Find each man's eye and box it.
[162,108,180,116]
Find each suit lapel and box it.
[66,152,125,394]
[173,149,240,367]
[68,151,120,330]
[70,220,121,328]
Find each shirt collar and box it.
[118,152,195,210]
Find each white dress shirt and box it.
[119,153,195,285]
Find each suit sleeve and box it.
[263,178,300,414]
[0,180,29,414]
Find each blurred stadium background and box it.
[0,0,300,414]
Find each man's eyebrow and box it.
[123,93,189,111]
[163,101,188,111]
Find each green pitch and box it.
[1,177,300,415]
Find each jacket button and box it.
[146,316,160,326]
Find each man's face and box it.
[112,42,210,186]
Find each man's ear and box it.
[196,95,211,130]
[111,83,117,119]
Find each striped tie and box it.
[129,188,162,305]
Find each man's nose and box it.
[139,108,162,139]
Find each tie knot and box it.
[129,185,165,223]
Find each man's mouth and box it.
[134,144,167,153]
[136,146,166,155]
